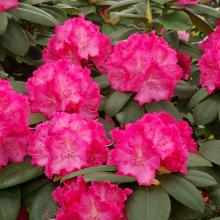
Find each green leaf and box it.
[185,10,213,35]
[187,4,220,19]
[83,172,136,183]
[0,44,6,62]
[116,100,145,124]
[178,41,202,59]
[0,187,20,220]
[29,182,57,220]
[61,165,117,182]
[10,80,26,94]
[157,11,193,31]
[126,186,171,220]
[187,153,213,168]
[175,80,197,100]
[104,91,132,117]
[193,96,220,125]
[8,3,58,26]
[0,160,43,189]
[145,101,181,121]
[29,113,47,125]
[0,70,8,79]
[158,175,205,212]
[163,31,179,49]
[0,13,8,36]
[107,0,140,12]
[200,140,220,166]
[188,88,209,109]
[184,170,217,187]
[94,75,110,89]
[210,218,220,220]
[0,19,29,56]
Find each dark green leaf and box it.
[188,88,209,109]
[178,41,202,59]
[159,175,205,212]
[126,186,171,220]
[10,80,26,94]
[61,165,117,182]
[163,31,179,49]
[187,4,220,19]
[29,182,57,220]
[94,75,110,89]
[157,11,193,31]
[200,140,220,166]
[187,153,213,168]
[0,187,20,220]
[104,91,132,117]
[0,13,8,36]
[184,170,217,187]
[0,160,43,189]
[145,101,181,121]
[0,20,29,56]
[116,100,145,124]
[83,171,136,183]
[175,80,197,99]
[29,113,47,125]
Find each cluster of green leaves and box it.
[1,0,220,220]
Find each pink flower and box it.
[108,112,197,185]
[53,177,132,220]
[178,31,190,41]
[177,0,198,4]
[43,15,112,74]
[26,59,101,120]
[29,113,109,177]
[106,33,182,105]
[198,45,220,93]
[177,51,192,79]
[0,80,30,168]
[200,25,220,53]
[0,0,18,12]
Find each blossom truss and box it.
[199,25,220,93]
[43,15,112,74]
[26,59,101,120]
[106,33,183,105]
[0,80,30,168]
[53,176,132,220]
[0,0,18,12]
[108,112,197,185]
[28,113,110,178]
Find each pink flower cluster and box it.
[43,15,112,74]
[0,80,30,168]
[108,112,197,185]
[53,177,132,220]
[26,59,101,120]
[28,113,109,177]
[199,25,220,93]
[106,33,183,105]
[177,0,198,4]
[0,0,18,12]
[177,51,192,80]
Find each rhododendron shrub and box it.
[43,15,112,74]
[53,177,132,220]
[0,0,18,12]
[106,33,183,105]
[28,113,109,177]
[108,112,197,185]
[26,59,101,120]
[0,80,30,168]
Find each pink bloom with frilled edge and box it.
[29,113,109,178]
[108,112,197,185]
[106,33,183,105]
[0,0,18,12]
[43,15,112,74]
[177,0,198,4]
[177,51,192,80]
[198,45,220,93]
[0,80,30,168]
[26,59,101,120]
[53,177,131,220]
[200,25,220,53]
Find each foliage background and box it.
[1,0,220,220]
